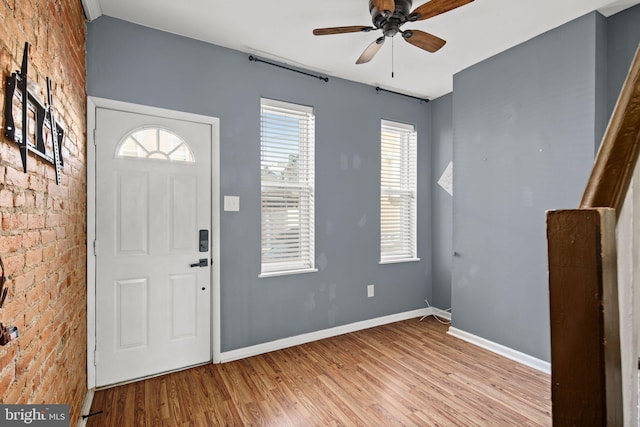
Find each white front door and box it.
[95,107,213,387]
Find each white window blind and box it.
[260,99,315,276]
[380,120,418,263]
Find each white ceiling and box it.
[84,0,640,100]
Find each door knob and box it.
[190,258,208,268]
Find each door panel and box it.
[117,172,149,254]
[117,278,148,349]
[95,107,212,387]
[170,176,197,251]
[170,273,198,339]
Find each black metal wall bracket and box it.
[3,42,64,185]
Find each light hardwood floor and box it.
[87,317,551,426]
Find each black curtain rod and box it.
[375,87,429,103]
[248,56,329,83]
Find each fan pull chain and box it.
[391,36,395,78]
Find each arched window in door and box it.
[116,127,194,163]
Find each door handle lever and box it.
[190,258,209,268]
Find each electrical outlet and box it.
[367,284,374,298]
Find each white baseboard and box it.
[430,307,452,321]
[76,388,95,427]
[447,327,551,374]
[220,308,431,363]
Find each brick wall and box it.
[0,0,87,422]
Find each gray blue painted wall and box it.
[430,93,453,310]
[595,12,609,149]
[451,12,606,361]
[427,4,640,362]
[86,17,433,352]
[607,4,640,117]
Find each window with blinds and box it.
[260,99,316,276]
[380,120,419,263]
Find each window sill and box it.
[379,258,421,265]
[259,268,319,278]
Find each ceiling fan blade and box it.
[402,30,446,53]
[313,26,375,36]
[371,0,395,15]
[410,0,474,21]
[356,37,386,64]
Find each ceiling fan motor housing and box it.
[313,0,471,63]
[370,0,413,37]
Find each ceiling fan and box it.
[313,0,474,64]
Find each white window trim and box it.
[380,119,418,264]
[260,98,316,277]
[258,267,318,279]
[379,258,421,265]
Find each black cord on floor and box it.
[82,410,104,419]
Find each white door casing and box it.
[87,98,220,388]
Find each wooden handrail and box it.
[547,208,621,426]
[548,42,640,426]
[580,43,640,215]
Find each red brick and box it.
[5,166,29,188]
[15,343,38,375]
[12,191,25,207]
[28,174,46,192]
[0,188,13,206]
[0,345,17,370]
[25,247,42,266]
[1,299,26,328]
[34,193,45,208]
[0,234,22,251]
[0,0,86,420]
[0,365,16,398]
[22,192,35,208]
[42,243,56,260]
[47,183,67,199]
[40,229,56,244]
[32,264,48,283]
[12,271,34,293]
[4,373,27,403]
[36,310,57,337]
[27,213,45,229]
[43,335,57,358]
[15,320,39,347]
[30,371,41,391]
[44,213,61,228]
[22,230,40,248]
[0,145,25,169]
[2,212,28,229]
[23,302,41,328]
[37,295,49,312]
[3,252,25,273]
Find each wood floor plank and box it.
[88,317,551,426]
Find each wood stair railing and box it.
[547,43,640,426]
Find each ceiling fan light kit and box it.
[313,0,474,64]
